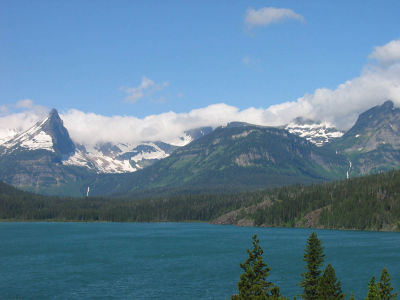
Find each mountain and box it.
[329,100,400,175]
[285,117,344,146]
[0,109,213,195]
[62,126,212,173]
[88,123,348,196]
[2,101,400,197]
[0,109,94,196]
[63,141,177,173]
[1,108,75,158]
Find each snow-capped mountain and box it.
[1,108,75,157]
[0,109,213,174]
[285,117,344,146]
[63,141,178,173]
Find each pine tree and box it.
[300,232,325,300]
[348,292,356,300]
[316,264,345,299]
[365,276,380,300]
[232,234,284,300]
[378,268,397,300]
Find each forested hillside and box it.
[1,169,400,231]
[215,170,400,231]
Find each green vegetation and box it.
[365,268,398,300]
[232,233,396,300]
[0,181,258,222]
[1,169,400,232]
[300,232,325,300]
[228,170,400,231]
[231,234,284,300]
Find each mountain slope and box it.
[213,169,400,231]
[329,100,400,175]
[89,123,348,196]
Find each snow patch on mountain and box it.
[129,143,170,163]
[0,129,18,145]
[63,147,137,173]
[63,141,174,173]
[2,117,55,152]
[285,117,344,146]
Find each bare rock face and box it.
[41,109,76,157]
[330,100,400,176]
[338,100,400,152]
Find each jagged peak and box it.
[49,108,59,116]
[382,100,394,109]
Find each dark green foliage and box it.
[300,233,325,300]
[232,234,284,300]
[233,170,400,231]
[316,264,344,299]
[366,277,380,300]
[378,268,397,300]
[349,292,356,300]
[0,181,259,222]
[2,169,400,232]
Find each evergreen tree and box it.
[378,268,397,300]
[232,234,284,300]
[348,292,356,300]
[365,276,380,300]
[300,232,325,300]
[316,264,344,299]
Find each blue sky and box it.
[1,1,400,146]
[1,0,400,118]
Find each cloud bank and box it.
[245,7,305,28]
[1,40,400,147]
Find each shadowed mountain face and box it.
[40,109,76,157]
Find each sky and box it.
[1,1,400,146]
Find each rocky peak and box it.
[41,109,75,157]
[336,100,400,153]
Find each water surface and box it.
[0,222,399,299]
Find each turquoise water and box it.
[0,223,399,299]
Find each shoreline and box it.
[0,218,398,233]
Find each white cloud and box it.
[122,76,169,103]
[1,40,400,147]
[369,40,400,67]
[0,100,49,141]
[245,7,305,28]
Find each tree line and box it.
[232,233,397,299]
[1,169,400,231]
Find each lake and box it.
[0,222,399,299]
